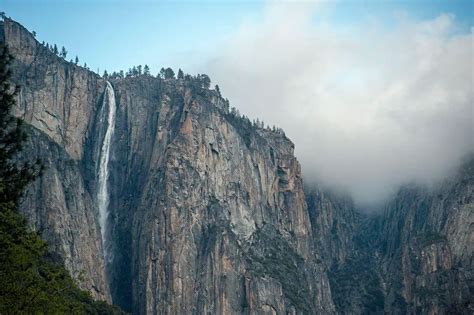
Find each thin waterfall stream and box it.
[97,81,116,262]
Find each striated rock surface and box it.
[1,18,111,302]
[2,18,335,314]
[19,126,111,302]
[109,77,335,313]
[376,157,474,314]
[306,187,386,314]
[2,16,472,314]
[306,157,473,314]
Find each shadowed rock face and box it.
[306,158,474,314]
[375,158,474,314]
[2,17,473,314]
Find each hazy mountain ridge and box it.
[2,17,472,314]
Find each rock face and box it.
[1,18,110,302]
[106,74,334,313]
[2,18,335,314]
[19,126,111,302]
[2,17,472,314]
[375,158,474,314]
[305,187,386,314]
[306,158,474,314]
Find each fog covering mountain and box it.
[1,18,473,314]
[206,4,473,206]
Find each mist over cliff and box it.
[1,12,473,315]
[204,3,473,206]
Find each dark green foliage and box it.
[60,46,67,59]
[157,67,175,79]
[197,74,210,88]
[0,46,40,205]
[177,68,184,80]
[328,255,385,314]
[164,67,175,79]
[225,109,253,148]
[0,205,122,313]
[0,44,124,314]
[143,64,150,75]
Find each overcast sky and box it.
[4,0,474,206]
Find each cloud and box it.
[204,3,473,206]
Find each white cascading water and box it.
[97,81,116,262]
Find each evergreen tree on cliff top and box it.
[0,45,123,313]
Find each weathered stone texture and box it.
[3,16,472,315]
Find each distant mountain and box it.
[1,17,472,314]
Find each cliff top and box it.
[1,16,294,150]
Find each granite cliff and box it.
[2,17,472,314]
[2,18,334,314]
[305,157,473,314]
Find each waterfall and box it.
[97,81,116,262]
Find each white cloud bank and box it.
[204,3,473,206]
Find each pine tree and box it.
[74,56,79,65]
[177,68,184,80]
[53,44,58,55]
[215,84,221,96]
[199,74,211,89]
[137,65,142,75]
[164,67,175,79]
[143,65,150,75]
[159,67,166,79]
[0,46,40,204]
[60,46,67,59]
